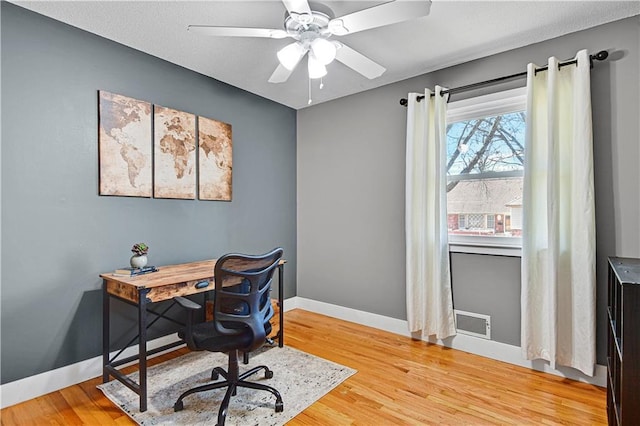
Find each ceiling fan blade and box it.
[329,0,431,36]
[268,64,295,83]
[188,25,289,39]
[335,43,386,79]
[282,0,312,18]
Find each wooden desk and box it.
[100,259,285,412]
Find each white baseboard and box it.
[0,333,184,409]
[0,296,605,409]
[291,296,409,335]
[290,296,607,387]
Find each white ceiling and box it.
[11,1,640,110]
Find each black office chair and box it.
[172,248,284,426]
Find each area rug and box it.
[98,346,356,425]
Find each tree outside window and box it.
[445,88,526,242]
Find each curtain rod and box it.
[399,50,609,107]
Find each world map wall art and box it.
[198,116,232,201]
[153,105,196,199]
[98,91,153,197]
[98,90,233,201]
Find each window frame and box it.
[445,87,527,257]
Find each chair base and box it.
[173,350,283,426]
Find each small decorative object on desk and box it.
[130,243,149,268]
[113,265,158,277]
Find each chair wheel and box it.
[265,370,274,379]
[174,401,184,412]
[275,401,284,413]
[211,371,219,380]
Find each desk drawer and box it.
[146,279,214,302]
[106,278,214,303]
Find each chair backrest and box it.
[213,248,283,352]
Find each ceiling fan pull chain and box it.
[308,77,313,105]
[319,77,324,90]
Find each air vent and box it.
[455,310,491,339]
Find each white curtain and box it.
[521,50,596,375]
[405,87,456,340]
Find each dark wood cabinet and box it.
[607,257,640,426]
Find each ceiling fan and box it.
[188,0,432,84]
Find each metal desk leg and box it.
[102,280,110,383]
[278,264,284,347]
[138,289,149,412]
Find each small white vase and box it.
[130,254,148,268]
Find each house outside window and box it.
[445,87,526,255]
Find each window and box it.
[446,88,526,255]
[458,215,466,229]
[486,214,495,229]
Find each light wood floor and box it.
[1,309,606,425]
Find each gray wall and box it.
[297,16,640,365]
[1,3,297,384]
[450,253,521,346]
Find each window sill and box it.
[449,241,522,257]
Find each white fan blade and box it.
[268,64,295,83]
[329,0,431,36]
[335,43,386,79]
[188,25,289,39]
[282,0,312,18]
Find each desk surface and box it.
[101,259,286,304]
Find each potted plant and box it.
[130,243,149,268]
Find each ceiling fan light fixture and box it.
[310,38,337,65]
[277,42,306,70]
[308,54,327,79]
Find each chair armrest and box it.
[173,296,202,350]
[174,296,202,311]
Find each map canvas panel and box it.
[98,91,152,197]
[153,106,196,199]
[198,116,232,201]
